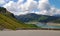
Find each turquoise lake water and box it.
[35,23,60,28]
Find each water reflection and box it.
[35,23,60,28]
[25,22,60,28]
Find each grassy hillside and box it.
[0,7,38,30]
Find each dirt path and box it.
[0,30,60,36]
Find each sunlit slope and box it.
[0,14,38,30]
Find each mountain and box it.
[0,7,38,30]
[15,13,60,23]
[15,13,40,22]
[53,14,60,17]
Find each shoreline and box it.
[0,28,60,31]
[0,30,60,36]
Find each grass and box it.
[0,14,38,30]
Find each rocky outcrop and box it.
[0,7,6,13]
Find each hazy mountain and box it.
[15,13,60,23]
[53,14,60,17]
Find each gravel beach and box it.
[0,30,60,36]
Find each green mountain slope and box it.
[0,7,37,30]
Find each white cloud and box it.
[3,0,60,15]
[0,0,11,4]
[0,0,6,4]
[37,0,60,16]
[3,0,36,15]
[51,7,60,15]
[3,0,24,14]
[37,0,50,15]
[38,0,50,10]
[3,1,17,12]
[35,10,48,15]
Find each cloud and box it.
[0,0,12,5]
[3,0,37,15]
[3,0,25,15]
[0,0,6,4]
[50,7,60,15]
[36,0,60,16]
[38,0,50,10]
[3,0,60,15]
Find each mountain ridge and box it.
[15,13,60,23]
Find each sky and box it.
[0,0,60,16]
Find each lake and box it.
[25,22,60,29]
[35,23,60,28]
